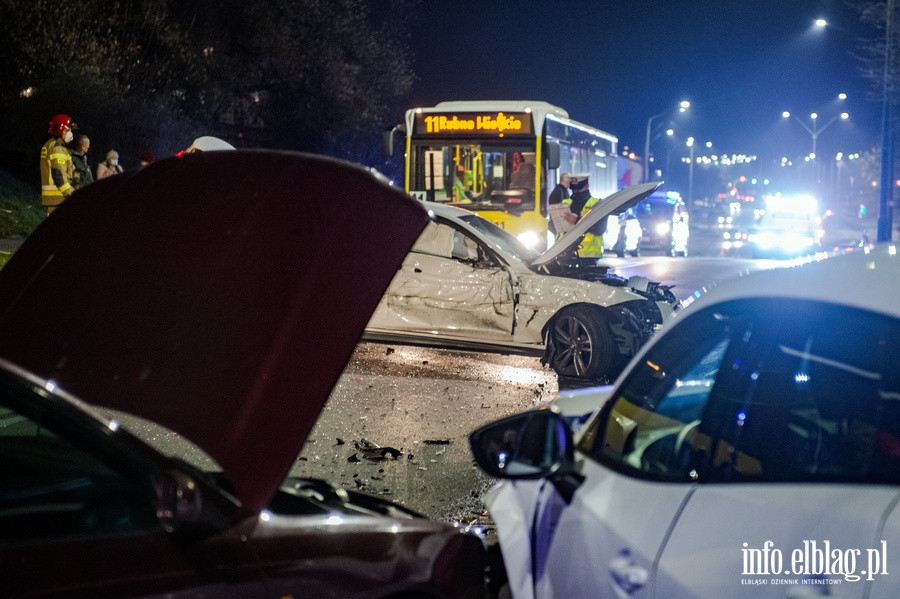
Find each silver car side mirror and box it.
[470,410,584,503]
[156,469,203,532]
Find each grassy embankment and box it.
[0,170,45,268]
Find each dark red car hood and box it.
[0,151,429,512]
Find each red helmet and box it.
[48,114,76,136]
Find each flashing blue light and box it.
[737,411,746,421]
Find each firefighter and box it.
[40,114,77,215]
[563,174,607,257]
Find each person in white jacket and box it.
[97,150,123,179]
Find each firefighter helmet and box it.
[48,114,76,136]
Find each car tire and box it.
[547,306,617,380]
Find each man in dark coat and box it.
[70,134,93,190]
[549,172,571,205]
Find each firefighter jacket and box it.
[40,137,75,210]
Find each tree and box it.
[0,0,418,186]
[856,1,900,109]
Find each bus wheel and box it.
[547,306,616,380]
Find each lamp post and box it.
[683,138,713,205]
[781,108,849,183]
[878,0,896,242]
[816,16,893,240]
[686,137,695,204]
[644,100,690,183]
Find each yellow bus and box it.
[385,101,619,251]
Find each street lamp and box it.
[782,107,849,182]
[782,110,849,157]
[814,18,847,32]
[644,100,690,183]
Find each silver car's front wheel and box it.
[548,306,617,380]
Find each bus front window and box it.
[411,143,536,211]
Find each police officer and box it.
[40,114,77,215]
[563,174,607,257]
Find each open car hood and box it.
[0,150,429,512]
[531,182,661,267]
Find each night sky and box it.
[406,0,881,174]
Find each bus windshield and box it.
[410,143,537,210]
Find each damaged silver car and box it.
[365,182,680,383]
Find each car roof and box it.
[0,150,430,513]
[678,245,900,319]
[420,200,477,219]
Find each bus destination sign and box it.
[414,112,534,137]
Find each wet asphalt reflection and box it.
[294,342,559,529]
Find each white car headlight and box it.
[655,222,671,235]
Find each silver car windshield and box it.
[457,213,540,263]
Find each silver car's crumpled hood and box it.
[532,182,661,267]
[0,150,429,512]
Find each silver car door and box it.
[372,220,515,340]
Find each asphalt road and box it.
[295,342,558,529]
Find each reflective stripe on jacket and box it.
[40,137,74,206]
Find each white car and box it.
[470,244,900,598]
[604,190,689,258]
[364,183,680,382]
